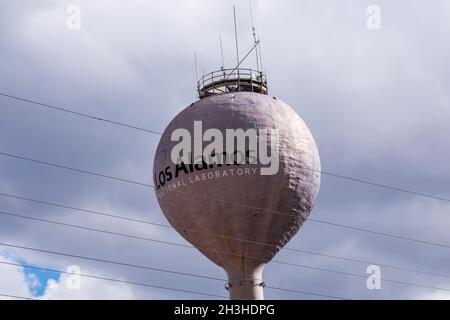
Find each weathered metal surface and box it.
[153,92,321,299]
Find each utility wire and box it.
[317,169,450,203]
[0,151,152,188]
[0,192,171,227]
[0,92,162,135]
[0,261,227,299]
[3,93,450,296]
[0,293,34,300]
[1,151,450,252]
[2,191,450,280]
[1,92,449,204]
[1,214,450,294]
[0,242,347,300]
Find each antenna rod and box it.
[233,5,240,89]
[194,53,199,82]
[224,40,259,81]
[249,0,260,73]
[194,53,199,96]
[219,34,225,70]
[258,39,263,72]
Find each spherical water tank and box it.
[153,92,320,299]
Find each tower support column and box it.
[226,260,265,300]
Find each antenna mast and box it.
[249,0,260,73]
[219,34,225,71]
[195,5,268,99]
[194,53,199,96]
[233,5,240,90]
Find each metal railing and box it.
[197,68,268,99]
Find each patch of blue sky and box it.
[16,258,61,297]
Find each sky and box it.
[0,0,450,300]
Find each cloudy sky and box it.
[1,0,450,300]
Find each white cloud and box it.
[0,254,31,300]
[41,272,135,300]
[0,251,137,300]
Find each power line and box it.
[0,239,213,281]
[0,151,152,188]
[0,209,190,249]
[0,192,170,227]
[2,191,450,280]
[0,242,347,300]
[1,213,450,294]
[3,92,450,297]
[266,285,346,300]
[1,151,450,252]
[0,293,34,300]
[307,217,450,250]
[317,169,450,204]
[0,261,227,299]
[0,261,347,300]
[0,92,162,135]
[273,258,450,293]
[2,91,450,204]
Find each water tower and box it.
[153,7,321,300]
